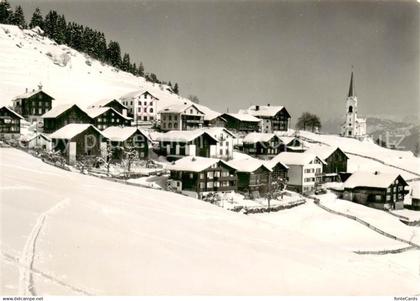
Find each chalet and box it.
[204,114,227,128]
[167,156,237,198]
[42,104,93,134]
[270,152,324,194]
[102,126,152,160]
[50,124,107,164]
[157,130,218,160]
[266,160,289,184]
[120,89,159,124]
[159,103,204,131]
[241,133,286,159]
[0,106,23,139]
[306,145,348,182]
[343,171,408,210]
[89,98,128,116]
[221,113,260,134]
[204,127,236,160]
[85,107,132,130]
[281,136,307,152]
[228,157,272,197]
[23,133,52,151]
[11,88,54,123]
[239,105,291,133]
[407,182,420,210]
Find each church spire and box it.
[348,70,355,97]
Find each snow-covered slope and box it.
[1,148,419,295]
[0,24,219,116]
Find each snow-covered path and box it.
[1,148,420,295]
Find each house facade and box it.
[221,113,260,134]
[159,103,204,131]
[239,105,291,133]
[42,104,93,134]
[168,156,237,198]
[85,107,131,130]
[270,152,324,194]
[229,157,272,197]
[204,127,235,160]
[11,88,54,123]
[241,133,285,159]
[343,171,408,210]
[50,124,107,164]
[157,130,218,160]
[120,90,159,124]
[0,106,23,139]
[89,99,128,116]
[102,126,151,160]
[24,133,52,151]
[306,145,348,182]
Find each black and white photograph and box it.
[0,0,419,298]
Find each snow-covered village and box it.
[0,0,419,298]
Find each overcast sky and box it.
[10,0,420,122]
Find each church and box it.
[340,71,367,138]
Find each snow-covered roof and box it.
[26,133,51,142]
[50,124,101,140]
[159,129,217,143]
[120,89,159,101]
[85,107,131,120]
[168,156,234,173]
[223,113,260,122]
[102,126,151,142]
[344,171,406,189]
[42,104,76,118]
[228,157,272,173]
[89,98,127,109]
[0,106,24,119]
[11,89,53,101]
[239,105,288,118]
[305,145,348,160]
[280,136,302,146]
[203,127,236,139]
[195,104,222,121]
[271,152,325,166]
[410,181,420,199]
[159,103,204,115]
[243,133,280,144]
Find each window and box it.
[214,171,220,177]
[189,173,194,179]
[386,195,391,201]
[207,182,214,188]
[214,181,220,187]
[149,101,153,105]
[150,108,153,113]
[144,101,147,106]
[375,195,382,201]
[220,149,223,155]
[190,109,193,114]
[348,106,353,113]
[199,182,205,189]
[221,171,229,177]
[168,123,172,128]
[200,173,205,179]
[207,171,214,179]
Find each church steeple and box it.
[348,71,355,97]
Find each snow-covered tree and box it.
[29,7,43,29]
[106,40,122,67]
[121,53,131,72]
[173,83,179,94]
[138,62,144,76]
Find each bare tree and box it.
[266,177,287,211]
[296,112,322,132]
[187,95,200,104]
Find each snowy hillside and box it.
[1,148,419,295]
[0,24,217,115]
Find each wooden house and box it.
[281,136,307,152]
[270,152,324,194]
[239,105,290,133]
[42,104,93,134]
[102,126,152,160]
[343,171,408,210]
[221,113,260,134]
[120,89,159,124]
[159,103,204,131]
[167,156,237,198]
[23,133,52,151]
[50,124,107,164]
[228,157,272,196]
[204,127,236,160]
[0,106,23,139]
[89,98,128,116]
[157,130,218,160]
[85,107,132,130]
[11,88,54,123]
[204,114,227,128]
[241,133,286,159]
[266,160,289,184]
[305,145,348,182]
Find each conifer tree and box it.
[106,40,122,67]
[29,7,43,29]
[173,83,179,94]
[0,0,12,24]
[138,62,144,76]
[11,5,26,28]
[121,53,131,71]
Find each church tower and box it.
[341,70,366,138]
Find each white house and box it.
[120,89,159,124]
[239,104,291,133]
[159,103,204,131]
[270,152,325,194]
[204,127,236,160]
[340,71,367,138]
[24,133,52,151]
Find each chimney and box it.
[374,171,379,175]
[267,103,270,106]
[25,88,28,93]
[255,105,260,111]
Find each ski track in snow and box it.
[17,198,70,296]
